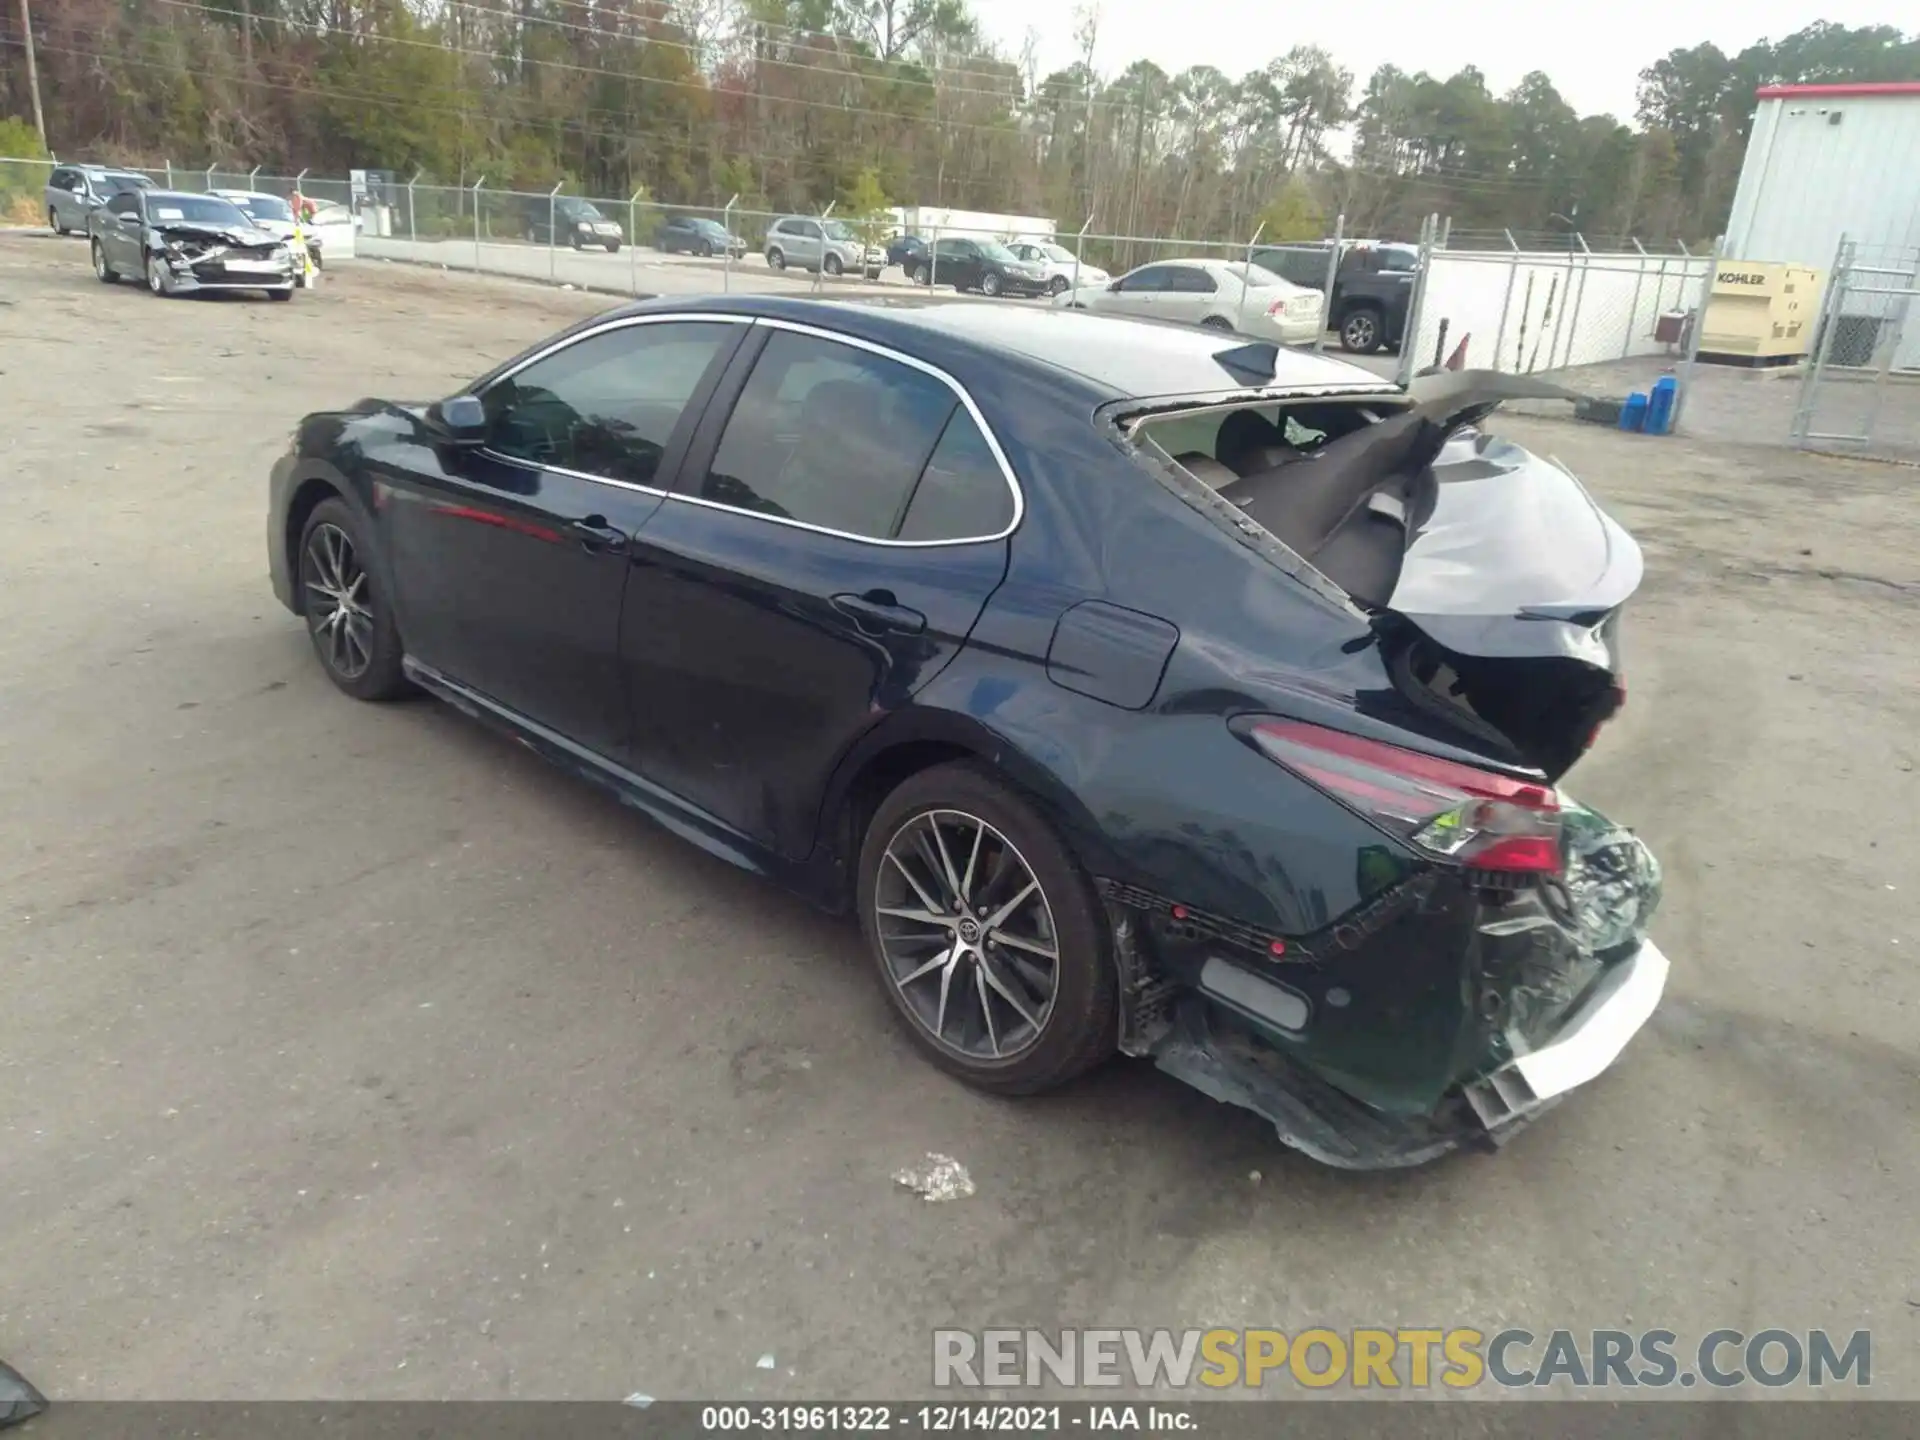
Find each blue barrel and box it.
[1619,392,1649,432]
[1645,375,1678,435]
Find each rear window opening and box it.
[1129,396,1427,608]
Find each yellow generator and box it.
[1697,261,1823,366]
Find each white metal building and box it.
[1722,81,1920,370]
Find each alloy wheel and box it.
[302,522,376,680]
[873,808,1060,1061]
[981,273,1001,297]
[93,242,108,280]
[146,255,169,295]
[1342,311,1379,351]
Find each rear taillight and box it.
[1239,718,1562,875]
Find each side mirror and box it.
[1107,280,1123,293]
[428,395,488,447]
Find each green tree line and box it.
[1,1,1913,245]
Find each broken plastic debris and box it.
[756,1354,776,1370]
[893,1152,976,1202]
[623,1393,654,1409]
[0,1359,47,1430]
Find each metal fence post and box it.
[1395,214,1437,388]
[723,193,738,293]
[472,175,487,275]
[1238,221,1265,332]
[248,164,259,190]
[1437,216,1452,249]
[1071,213,1094,297]
[204,164,215,192]
[1671,234,1724,435]
[1559,250,1591,370]
[164,159,173,188]
[1790,233,1851,444]
[929,224,941,291]
[548,181,563,283]
[407,170,421,243]
[630,189,643,295]
[813,201,835,294]
[1492,230,1521,373]
[1314,213,1344,352]
[1623,238,1649,359]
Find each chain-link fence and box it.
[1791,238,1920,466]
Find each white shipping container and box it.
[889,206,1055,243]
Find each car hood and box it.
[152,220,280,247]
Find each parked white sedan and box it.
[1006,239,1109,296]
[1053,257,1324,344]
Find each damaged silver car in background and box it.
[88,188,297,300]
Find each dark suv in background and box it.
[1252,240,1418,354]
[656,215,747,258]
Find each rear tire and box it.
[911,262,930,285]
[857,762,1118,1096]
[296,499,408,702]
[50,208,67,236]
[1200,315,1234,331]
[1339,306,1384,354]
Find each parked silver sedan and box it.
[1055,257,1324,344]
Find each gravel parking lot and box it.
[2,232,1917,1402]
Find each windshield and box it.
[99,173,152,195]
[561,200,604,220]
[823,220,855,241]
[147,195,254,228]
[1039,243,1076,263]
[980,242,1019,263]
[235,194,293,223]
[1378,246,1418,271]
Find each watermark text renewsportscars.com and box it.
[932,1328,1872,1391]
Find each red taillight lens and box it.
[1241,718,1563,875]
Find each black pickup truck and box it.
[1250,240,1418,353]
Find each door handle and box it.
[831,591,926,636]
[568,515,628,553]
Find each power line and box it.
[143,0,1065,140]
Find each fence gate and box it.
[1792,238,1920,465]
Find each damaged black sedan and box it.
[266,298,1665,1167]
[90,189,296,299]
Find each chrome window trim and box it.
[469,310,1025,546]
[663,317,1026,548]
[474,312,752,495]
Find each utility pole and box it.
[18,0,46,149]
[239,0,253,68]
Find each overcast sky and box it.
[966,0,1905,121]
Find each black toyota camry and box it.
[266,297,1666,1167]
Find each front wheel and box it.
[145,252,172,297]
[92,239,117,283]
[857,762,1118,1095]
[605,241,620,253]
[296,499,408,701]
[980,272,1002,297]
[910,263,930,285]
[1048,275,1068,296]
[767,248,786,271]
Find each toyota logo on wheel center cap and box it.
[958,918,981,943]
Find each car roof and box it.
[608,294,1386,401]
[141,190,246,205]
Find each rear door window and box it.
[1166,266,1217,294]
[1118,265,1172,293]
[481,321,736,487]
[697,330,965,541]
